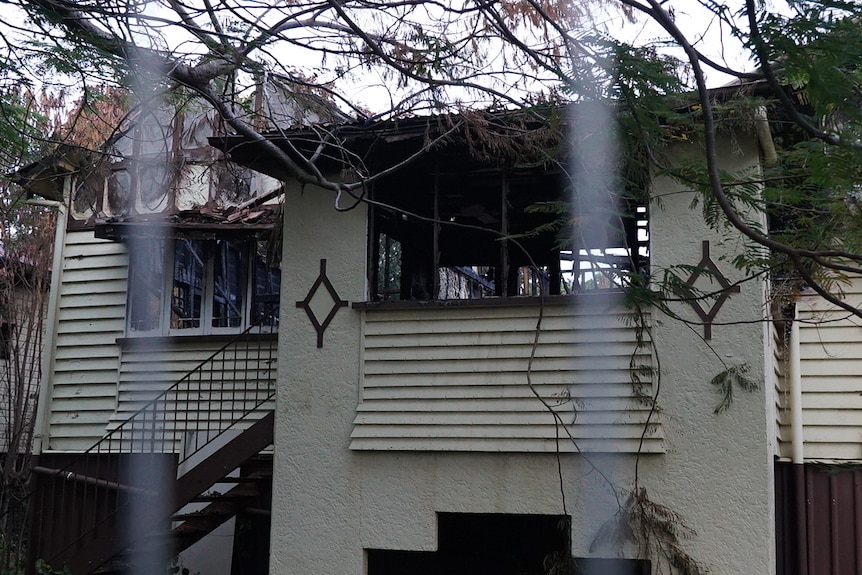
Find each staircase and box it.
[172,454,273,554]
[21,324,277,575]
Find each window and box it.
[127,237,280,336]
[369,168,648,302]
[0,321,12,360]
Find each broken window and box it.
[211,239,245,329]
[171,239,205,330]
[127,238,280,336]
[369,167,648,302]
[251,245,281,327]
[70,172,102,222]
[127,238,166,332]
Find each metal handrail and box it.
[3,309,279,573]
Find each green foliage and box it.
[710,363,759,414]
[0,90,51,172]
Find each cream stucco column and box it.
[644,135,776,574]
[271,183,368,575]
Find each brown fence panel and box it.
[776,461,862,575]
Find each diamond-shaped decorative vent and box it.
[296,259,348,348]
[685,241,740,340]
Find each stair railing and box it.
[4,309,278,573]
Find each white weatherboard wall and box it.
[40,230,128,451]
[776,278,862,461]
[352,302,660,453]
[272,134,773,575]
[38,228,278,454]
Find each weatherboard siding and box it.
[350,301,661,453]
[776,279,862,461]
[47,231,128,451]
[45,232,277,453]
[773,323,790,459]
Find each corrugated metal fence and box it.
[776,461,862,575]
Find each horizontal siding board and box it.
[53,371,120,385]
[799,341,862,357]
[56,318,125,335]
[802,427,862,442]
[364,329,644,348]
[60,279,127,295]
[53,358,124,373]
[364,341,646,361]
[60,293,128,309]
[42,440,102,452]
[51,383,118,399]
[364,309,639,327]
[350,437,662,453]
[62,259,128,276]
[50,411,120,425]
[364,319,640,339]
[799,298,862,314]
[50,398,120,412]
[56,306,127,322]
[797,377,862,393]
[352,304,660,453]
[362,384,647,401]
[356,397,652,413]
[353,411,655,427]
[64,231,123,246]
[363,356,648,376]
[362,371,641,388]
[350,423,659,440]
[47,423,113,438]
[798,329,862,344]
[119,353,274,366]
[803,412,862,427]
[802,393,862,409]
[54,347,121,361]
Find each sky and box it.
[0,0,784,116]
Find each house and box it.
[19,89,862,575]
[212,107,778,575]
[14,100,285,575]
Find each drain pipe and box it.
[755,106,779,167]
[790,305,804,465]
[29,195,67,456]
[790,303,808,575]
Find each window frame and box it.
[368,166,649,303]
[126,236,279,337]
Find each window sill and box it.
[117,332,277,347]
[352,290,631,311]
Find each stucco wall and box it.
[642,135,775,573]
[272,134,774,574]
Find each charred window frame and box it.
[0,321,12,360]
[127,237,280,336]
[369,167,649,302]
